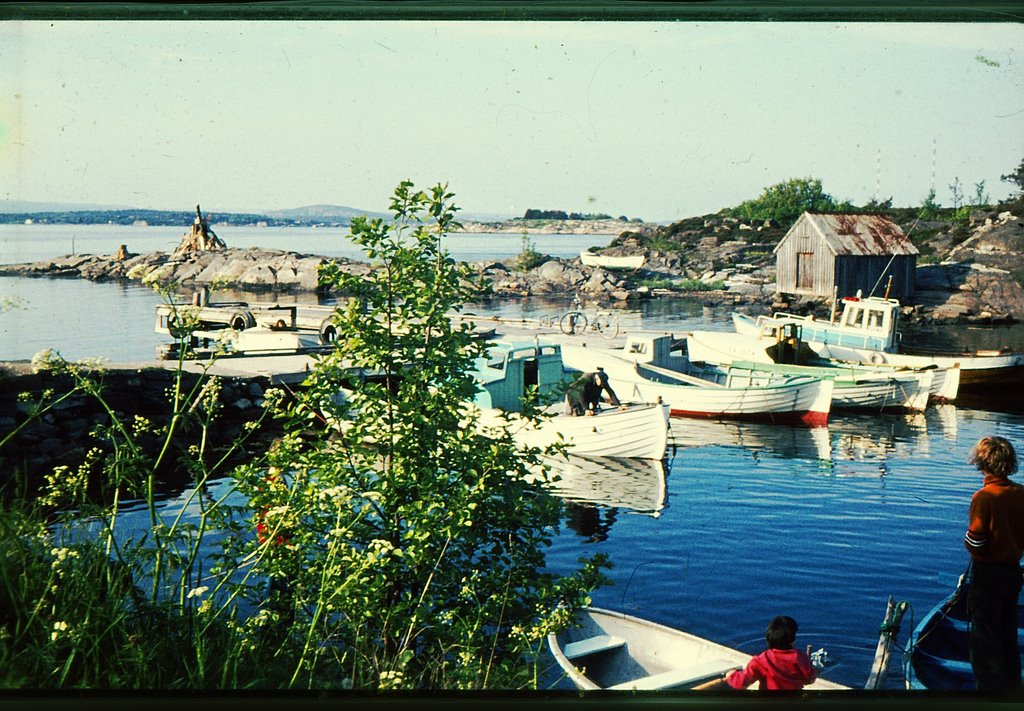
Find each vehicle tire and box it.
[596,313,620,339]
[319,318,338,345]
[229,310,256,331]
[560,311,588,335]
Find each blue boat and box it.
[906,579,1024,689]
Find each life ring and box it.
[319,319,338,345]
[869,353,884,365]
[229,310,256,331]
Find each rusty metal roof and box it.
[786,212,919,256]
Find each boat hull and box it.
[580,251,644,270]
[476,402,670,460]
[906,580,1024,690]
[558,343,833,426]
[687,329,961,402]
[549,607,847,691]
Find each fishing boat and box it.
[580,250,645,270]
[685,329,961,402]
[905,577,1024,690]
[692,359,933,412]
[731,294,1024,391]
[557,336,834,426]
[472,340,670,460]
[548,607,848,691]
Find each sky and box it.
[1,20,1023,222]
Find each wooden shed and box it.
[773,212,918,301]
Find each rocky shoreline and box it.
[2,207,1023,326]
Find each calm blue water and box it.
[4,225,1024,690]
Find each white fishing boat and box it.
[690,359,933,412]
[580,250,645,270]
[557,336,834,426]
[472,340,670,460]
[549,607,848,691]
[685,329,961,402]
[731,295,1024,391]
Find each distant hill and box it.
[263,204,390,221]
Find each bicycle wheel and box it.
[593,312,620,339]
[559,311,588,335]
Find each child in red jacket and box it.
[725,615,818,690]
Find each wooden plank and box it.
[607,659,740,691]
[562,635,626,660]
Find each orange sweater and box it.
[964,474,1024,564]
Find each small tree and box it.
[948,177,964,211]
[233,181,607,689]
[1000,157,1024,197]
[972,180,990,208]
[730,177,842,223]
[919,187,940,220]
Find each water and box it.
[0,223,612,266]
[4,224,1024,690]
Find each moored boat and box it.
[685,328,961,402]
[695,359,933,412]
[472,340,670,460]
[732,295,1024,391]
[905,576,1024,690]
[557,336,834,426]
[548,607,848,691]
[579,250,645,270]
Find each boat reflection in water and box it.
[530,454,669,542]
[668,418,833,463]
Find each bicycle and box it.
[556,296,620,339]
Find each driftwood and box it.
[172,204,227,258]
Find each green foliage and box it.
[918,187,940,220]
[1001,157,1024,196]
[729,177,843,223]
[0,339,285,688]
[514,233,547,272]
[0,182,608,690]
[237,181,607,689]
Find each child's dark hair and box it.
[765,615,798,650]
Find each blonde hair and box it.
[969,436,1018,478]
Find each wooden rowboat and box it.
[548,607,847,691]
[905,578,1024,690]
[580,250,645,270]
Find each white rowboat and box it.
[549,607,847,691]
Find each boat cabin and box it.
[473,341,572,411]
[623,334,689,369]
[751,294,902,355]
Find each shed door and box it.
[796,252,814,290]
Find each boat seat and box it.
[608,658,740,691]
[562,635,626,660]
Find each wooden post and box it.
[884,275,893,300]
[829,285,838,323]
[864,596,908,690]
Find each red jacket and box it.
[726,648,817,690]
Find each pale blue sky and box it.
[1,20,1022,221]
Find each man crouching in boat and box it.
[566,367,622,416]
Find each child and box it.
[725,615,817,690]
[963,435,1024,692]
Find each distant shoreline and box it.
[456,218,650,235]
